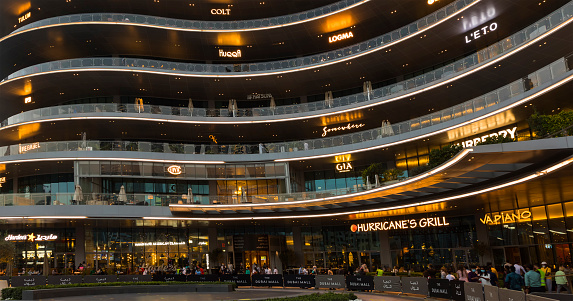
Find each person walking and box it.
[505,266,524,291]
[539,262,552,292]
[525,264,544,293]
[457,265,469,282]
[555,266,570,294]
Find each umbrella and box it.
[118,185,127,203]
[73,185,83,203]
[187,187,193,204]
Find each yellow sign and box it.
[480,210,531,225]
[351,217,449,232]
[18,12,31,23]
[167,165,182,175]
[335,154,351,162]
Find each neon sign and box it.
[351,217,449,232]
[18,12,31,23]
[457,126,517,148]
[167,165,182,175]
[480,210,531,225]
[329,31,354,43]
[19,142,40,154]
[335,154,351,162]
[465,22,498,43]
[322,123,365,137]
[5,233,58,242]
[0,177,5,188]
[219,49,242,58]
[211,9,231,15]
[336,162,353,173]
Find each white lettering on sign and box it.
[167,165,182,175]
[456,126,517,148]
[329,31,354,43]
[335,162,353,173]
[480,210,531,225]
[19,142,40,154]
[18,12,31,23]
[322,123,365,137]
[211,9,231,15]
[465,22,498,43]
[247,93,273,100]
[219,49,242,58]
[0,177,5,188]
[134,242,186,247]
[5,233,58,242]
[350,217,449,232]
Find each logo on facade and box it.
[4,233,58,242]
[167,165,182,175]
[480,210,531,225]
[322,123,365,137]
[465,22,498,43]
[211,8,231,15]
[336,162,353,173]
[18,12,31,23]
[19,142,40,154]
[351,217,449,232]
[219,49,242,58]
[456,127,517,148]
[329,31,354,43]
[0,177,5,188]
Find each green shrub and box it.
[361,163,385,184]
[528,109,573,137]
[428,144,463,168]
[1,281,235,300]
[262,292,357,301]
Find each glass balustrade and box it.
[0,58,567,157]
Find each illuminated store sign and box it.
[211,9,231,15]
[457,126,517,148]
[247,93,273,100]
[19,142,40,154]
[336,162,353,173]
[480,210,531,225]
[322,123,365,137]
[24,96,32,104]
[335,154,352,162]
[167,165,182,175]
[351,217,449,232]
[465,22,498,43]
[219,49,242,58]
[5,233,58,242]
[134,242,186,247]
[329,31,354,43]
[0,177,5,188]
[18,12,31,23]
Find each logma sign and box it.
[351,217,449,232]
[329,31,354,43]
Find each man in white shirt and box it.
[446,272,456,281]
[514,263,525,276]
[273,267,279,274]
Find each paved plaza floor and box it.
[42,288,423,301]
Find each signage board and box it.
[11,276,46,287]
[451,280,466,301]
[346,275,374,291]
[374,276,401,292]
[498,287,524,301]
[117,275,152,282]
[5,233,58,242]
[484,284,499,301]
[351,217,449,232]
[220,274,251,286]
[322,123,365,137]
[429,279,451,299]
[252,274,283,287]
[284,275,315,288]
[187,274,219,282]
[329,31,354,43]
[480,210,531,225]
[167,165,182,175]
[315,275,345,289]
[464,282,485,301]
[401,277,428,295]
[83,275,118,283]
[150,274,186,282]
[465,22,498,43]
[47,275,83,285]
[0,177,5,188]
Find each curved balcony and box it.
[11,0,370,34]
[0,58,569,162]
[1,0,478,80]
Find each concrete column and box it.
[208,227,218,272]
[292,226,303,267]
[475,215,493,265]
[379,230,392,269]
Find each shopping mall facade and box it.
[0,0,572,274]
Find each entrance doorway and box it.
[244,250,269,270]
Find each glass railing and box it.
[1,0,570,126]
[2,0,477,82]
[0,58,567,158]
[12,0,368,34]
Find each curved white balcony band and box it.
[10,0,371,34]
[0,58,569,164]
[0,0,480,79]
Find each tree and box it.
[0,236,15,276]
[428,144,463,168]
[528,109,573,138]
[361,163,385,184]
[382,168,403,181]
